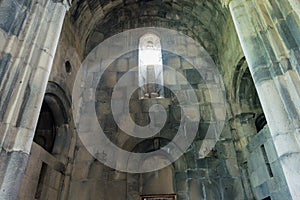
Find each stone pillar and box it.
[0,0,69,199]
[229,0,300,199]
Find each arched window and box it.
[139,33,164,99]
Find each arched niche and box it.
[126,138,187,200]
[19,82,75,200]
[140,156,174,195]
[43,82,72,159]
[231,57,264,135]
[231,57,271,200]
[33,102,57,153]
[233,57,261,112]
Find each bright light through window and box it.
[139,33,164,99]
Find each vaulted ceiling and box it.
[67,0,229,59]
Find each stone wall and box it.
[0,0,69,198]
[247,126,292,200]
[67,34,248,199]
[3,0,298,199]
[32,2,255,199]
[230,0,300,198]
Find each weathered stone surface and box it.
[189,179,222,200]
[221,178,245,200]
[1,0,300,199]
[247,126,293,200]
[0,0,19,34]
[0,0,69,199]
[0,150,29,200]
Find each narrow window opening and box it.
[139,33,164,99]
[65,60,72,73]
[261,145,273,177]
[35,162,48,199]
[262,196,271,200]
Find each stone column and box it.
[0,0,69,199]
[229,0,300,199]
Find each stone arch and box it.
[19,82,75,200]
[33,102,57,153]
[69,0,226,60]
[43,81,73,158]
[231,57,264,135]
[233,57,261,112]
[232,57,246,102]
[230,57,269,200]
